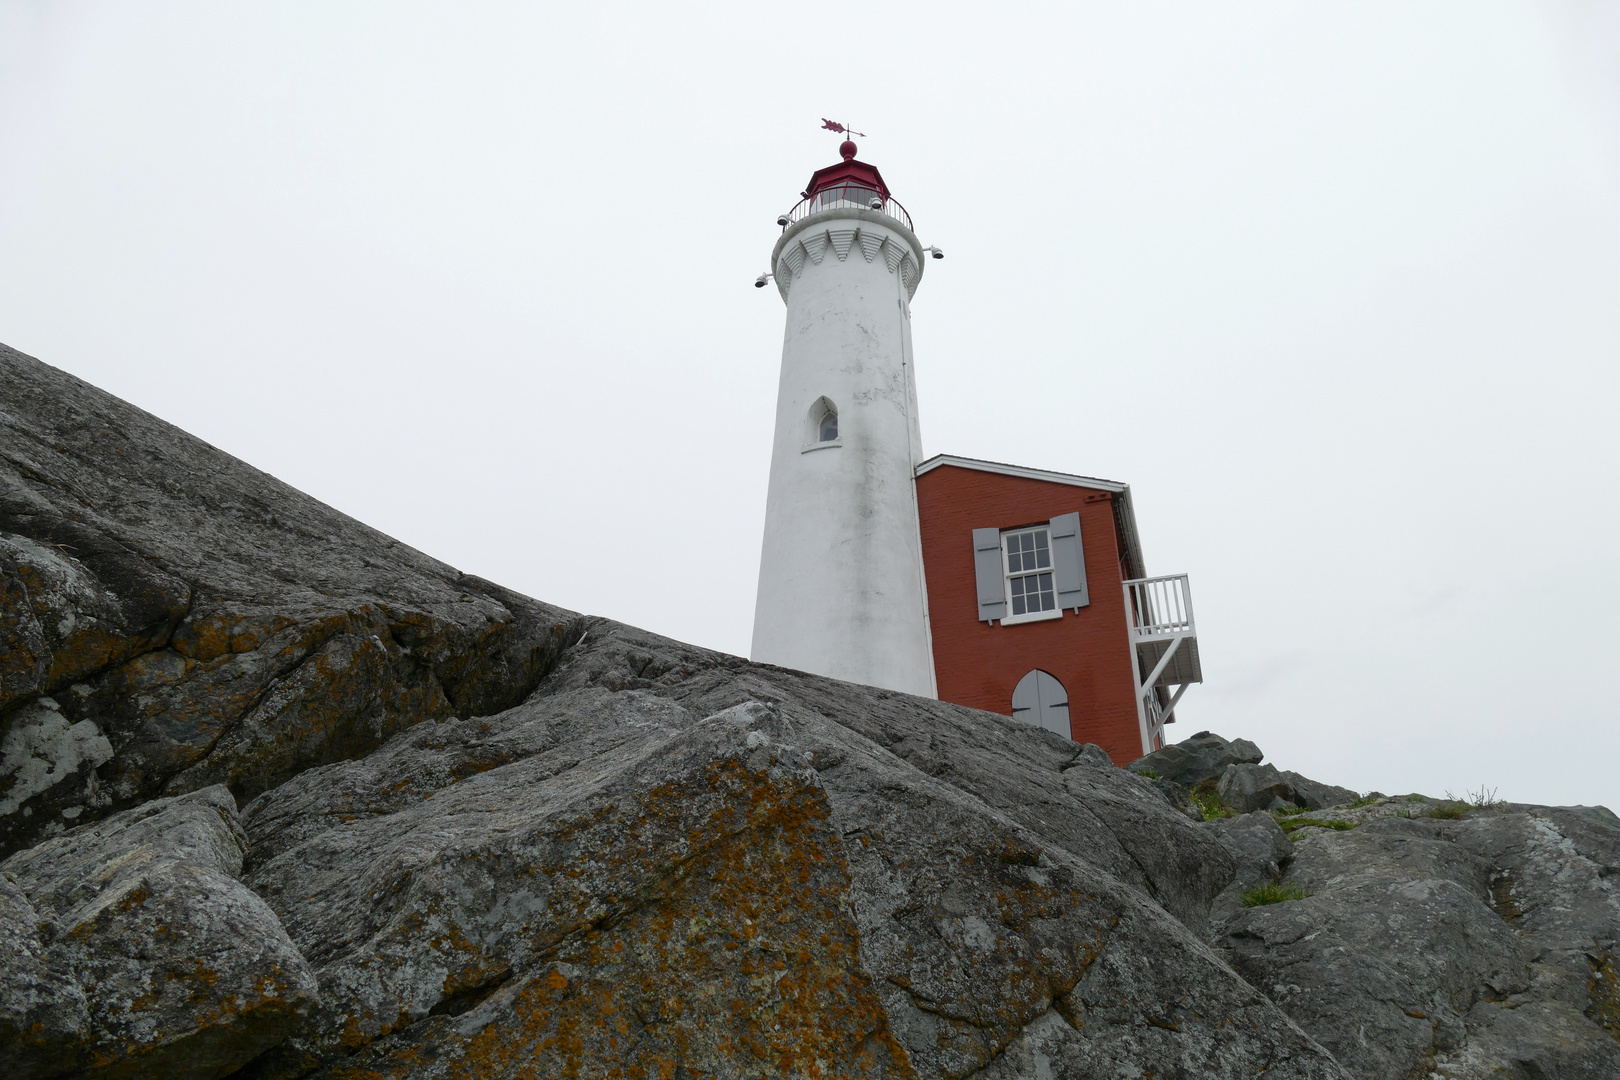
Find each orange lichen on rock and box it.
[307,719,916,1080]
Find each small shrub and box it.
[1465,786,1504,811]
[1405,795,1427,803]
[1424,802,1468,820]
[1348,794,1381,809]
[1189,778,1232,820]
[1241,883,1309,907]
[1133,767,1161,780]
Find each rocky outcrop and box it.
[0,344,580,855]
[1129,728,1264,786]
[1217,762,1358,814]
[1206,799,1620,1079]
[0,785,317,1080]
[3,344,1618,1078]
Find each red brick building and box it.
[915,455,1202,763]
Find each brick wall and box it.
[915,465,1145,763]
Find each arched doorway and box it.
[1011,669,1070,740]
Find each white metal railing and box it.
[783,185,914,231]
[1125,574,1195,642]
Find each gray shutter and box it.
[1050,511,1090,610]
[972,527,1006,622]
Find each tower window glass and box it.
[1003,528,1055,617]
[807,398,839,444]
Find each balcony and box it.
[1124,574,1202,742]
[782,183,913,232]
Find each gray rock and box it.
[0,786,318,1079]
[1281,770,1359,812]
[227,688,1346,1079]
[1217,763,1358,813]
[1450,806,1620,1039]
[1202,811,1294,927]
[0,343,581,855]
[1216,806,1620,1078]
[1218,762,1299,812]
[1065,741,1114,770]
[1434,999,1620,1078]
[7,343,1620,1078]
[1127,729,1263,786]
[1222,875,1525,1079]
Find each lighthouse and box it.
[750,139,937,696]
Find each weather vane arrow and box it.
[821,118,867,138]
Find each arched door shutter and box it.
[1012,669,1071,739]
[972,527,1006,622]
[1049,511,1090,610]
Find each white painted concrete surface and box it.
[750,208,937,696]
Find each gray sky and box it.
[3,2,1617,809]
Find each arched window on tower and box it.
[806,397,839,445]
[1011,669,1070,740]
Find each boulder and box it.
[1217,762,1299,812]
[0,786,318,1079]
[1217,763,1357,813]
[1281,770,1359,812]
[1127,729,1263,786]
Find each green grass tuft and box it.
[1132,767,1161,780]
[1240,883,1309,907]
[1424,802,1468,820]
[1189,778,1232,820]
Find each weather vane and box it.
[821,118,866,138]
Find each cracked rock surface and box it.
[1209,802,1620,1079]
[2,344,1617,1078]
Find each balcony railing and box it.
[782,183,913,232]
[1124,573,1201,748]
[1125,574,1195,642]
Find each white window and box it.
[1001,527,1060,624]
[803,397,841,452]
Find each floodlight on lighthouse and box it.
[754,272,772,288]
[868,196,883,210]
[923,246,945,260]
[776,213,792,227]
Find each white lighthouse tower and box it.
[751,139,937,696]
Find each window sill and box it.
[999,608,1063,626]
[801,439,843,454]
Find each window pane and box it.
[819,413,838,441]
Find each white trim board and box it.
[915,454,1127,492]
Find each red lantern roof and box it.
[803,140,890,200]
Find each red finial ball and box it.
[840,139,857,161]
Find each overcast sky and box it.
[3,2,1617,810]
